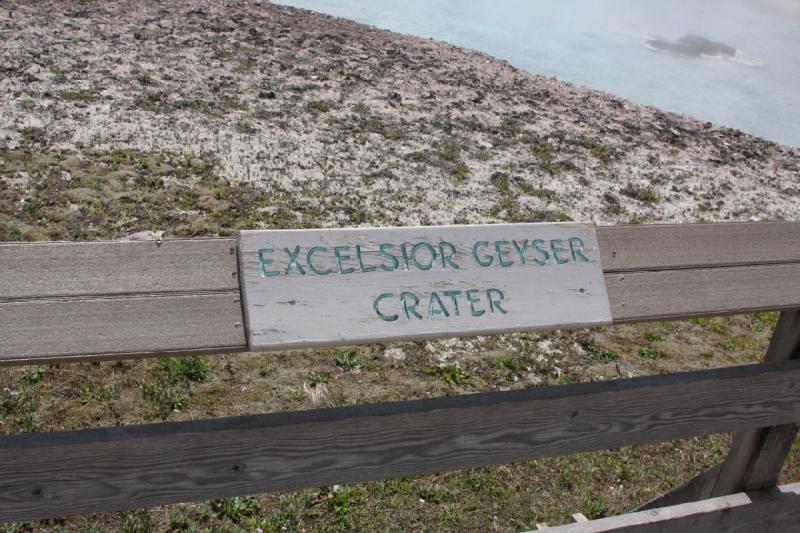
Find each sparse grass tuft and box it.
[211,496,261,522]
[308,100,333,112]
[638,347,667,359]
[423,362,473,386]
[623,183,660,204]
[308,370,331,386]
[335,351,362,371]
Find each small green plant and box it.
[450,161,469,182]
[582,493,607,519]
[20,367,46,387]
[158,356,210,383]
[531,138,560,175]
[139,382,188,419]
[644,331,665,342]
[499,116,522,138]
[602,191,625,215]
[496,356,526,382]
[622,183,660,204]
[600,350,620,361]
[435,137,464,163]
[416,482,449,504]
[307,370,331,386]
[638,347,667,359]
[326,485,354,518]
[135,72,154,86]
[119,508,151,533]
[423,362,472,386]
[308,100,333,112]
[79,383,120,405]
[3,523,34,533]
[235,118,255,134]
[211,496,261,522]
[556,373,576,385]
[754,312,779,328]
[580,339,599,354]
[166,510,190,531]
[334,351,361,371]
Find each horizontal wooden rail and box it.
[536,482,800,532]
[2,360,800,521]
[1,222,799,366]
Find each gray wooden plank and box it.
[0,238,238,300]
[0,223,799,366]
[0,293,246,365]
[636,464,723,512]
[536,482,800,533]
[597,222,800,272]
[1,361,800,521]
[606,262,800,323]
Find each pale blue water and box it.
[275,0,800,147]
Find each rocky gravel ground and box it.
[1,0,799,242]
[0,1,799,532]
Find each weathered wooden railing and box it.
[1,222,799,528]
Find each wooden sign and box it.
[238,223,612,350]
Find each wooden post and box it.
[710,309,800,495]
[638,309,800,510]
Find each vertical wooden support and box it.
[709,309,800,495]
[638,309,800,510]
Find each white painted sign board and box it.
[238,223,612,350]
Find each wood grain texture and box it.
[239,224,611,350]
[0,293,246,364]
[606,263,800,323]
[2,361,800,521]
[597,222,800,272]
[636,465,723,512]
[0,238,238,299]
[637,311,800,511]
[0,238,245,365]
[711,309,800,496]
[537,482,800,532]
[0,223,799,365]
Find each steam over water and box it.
[275,0,800,147]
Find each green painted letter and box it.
[466,289,485,317]
[495,240,513,267]
[373,293,398,321]
[335,246,355,274]
[356,244,377,273]
[379,243,399,272]
[411,242,437,271]
[512,239,529,264]
[568,237,590,262]
[531,239,550,265]
[472,241,493,267]
[443,290,462,316]
[550,239,570,264]
[284,246,306,275]
[307,246,332,275]
[258,248,281,277]
[428,291,450,318]
[439,241,459,270]
[487,288,508,314]
[401,292,422,319]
